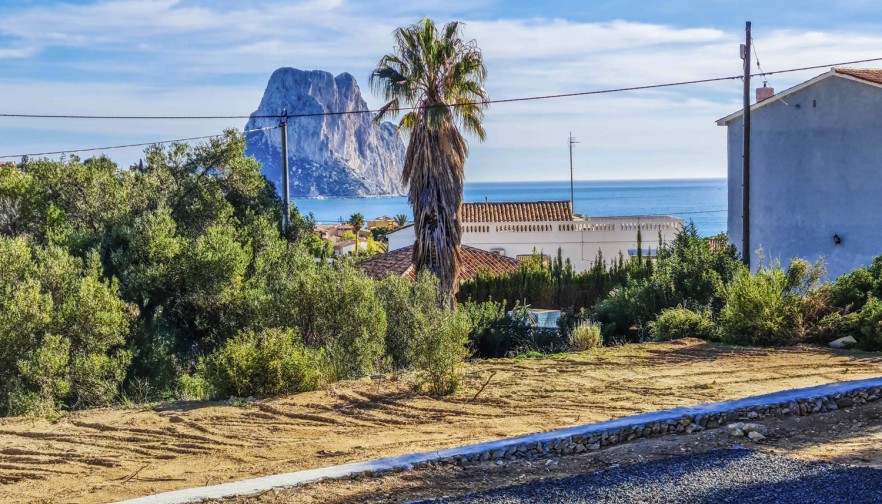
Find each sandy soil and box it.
[2,339,881,504]
[246,395,882,504]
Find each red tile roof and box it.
[834,67,882,85]
[357,245,521,282]
[461,201,572,223]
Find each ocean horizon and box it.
[295,178,728,236]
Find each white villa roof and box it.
[715,67,882,126]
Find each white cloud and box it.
[1,1,882,179]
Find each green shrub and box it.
[376,273,440,369]
[176,373,213,401]
[281,261,387,382]
[719,262,803,346]
[649,307,717,341]
[409,310,471,395]
[594,282,667,339]
[460,300,509,357]
[199,328,321,398]
[0,238,132,416]
[831,267,878,311]
[855,295,882,351]
[569,321,602,350]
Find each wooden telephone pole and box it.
[568,132,579,213]
[741,21,752,267]
[280,109,291,231]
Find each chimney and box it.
[756,84,775,103]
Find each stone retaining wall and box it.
[411,385,882,470]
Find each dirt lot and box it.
[2,339,881,504]
[252,399,882,504]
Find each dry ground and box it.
[2,339,881,504]
[250,396,882,504]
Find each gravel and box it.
[416,449,882,504]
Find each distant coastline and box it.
[295,178,728,236]
[294,177,727,200]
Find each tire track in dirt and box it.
[2,339,882,504]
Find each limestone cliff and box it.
[245,68,405,198]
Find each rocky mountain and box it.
[244,68,406,198]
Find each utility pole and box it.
[568,132,579,214]
[280,108,290,231]
[741,21,752,268]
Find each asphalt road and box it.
[417,449,882,504]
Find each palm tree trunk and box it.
[407,122,467,306]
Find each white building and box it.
[386,201,682,273]
[333,238,368,256]
[717,67,882,278]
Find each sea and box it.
[295,178,728,236]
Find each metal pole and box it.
[280,109,290,231]
[741,21,752,267]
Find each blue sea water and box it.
[295,178,728,236]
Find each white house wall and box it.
[388,218,682,273]
[726,76,882,278]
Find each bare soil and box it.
[247,398,882,504]
[2,339,881,504]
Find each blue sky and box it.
[2,0,882,181]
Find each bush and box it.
[376,273,440,369]
[0,238,132,416]
[649,307,717,341]
[855,295,882,351]
[199,328,321,398]
[460,300,509,357]
[569,321,602,350]
[461,300,568,358]
[262,254,387,382]
[409,310,470,395]
[594,283,666,340]
[176,374,213,401]
[719,261,807,347]
[831,264,880,311]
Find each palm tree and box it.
[371,18,488,304]
[393,213,408,227]
[348,212,365,233]
[348,212,365,256]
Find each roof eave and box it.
[715,69,837,126]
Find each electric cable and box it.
[1,56,881,121]
[0,125,279,159]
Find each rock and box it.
[746,411,759,419]
[729,428,745,438]
[748,431,766,441]
[828,336,858,349]
[245,68,406,198]
[836,397,855,408]
[741,423,768,436]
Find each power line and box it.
[4,55,882,160]
[0,125,280,159]
[2,56,882,121]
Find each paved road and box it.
[418,449,882,504]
